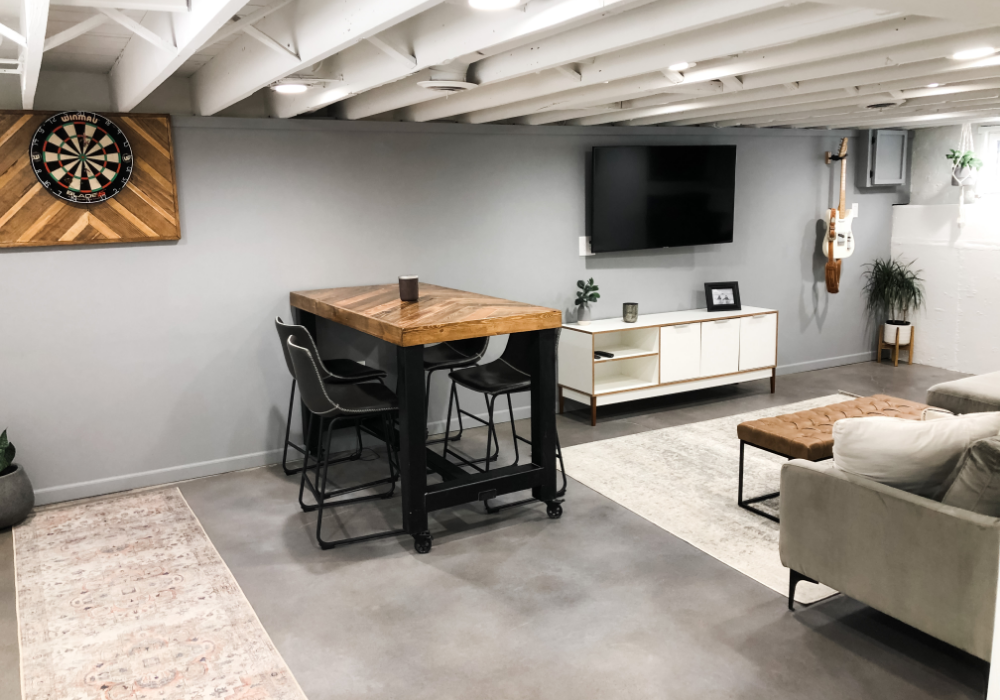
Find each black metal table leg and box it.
[293,307,323,456]
[737,439,783,523]
[530,328,560,516]
[397,344,432,553]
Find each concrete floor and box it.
[0,361,988,699]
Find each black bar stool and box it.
[287,336,405,549]
[442,331,566,510]
[424,338,489,445]
[275,317,386,476]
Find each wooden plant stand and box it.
[877,325,915,367]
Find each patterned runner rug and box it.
[562,394,849,605]
[14,487,306,700]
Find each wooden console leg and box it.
[770,367,776,394]
[558,386,565,414]
[908,327,915,365]
[894,333,901,367]
[590,396,597,427]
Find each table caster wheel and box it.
[546,502,563,519]
[414,532,432,554]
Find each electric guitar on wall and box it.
[823,137,858,294]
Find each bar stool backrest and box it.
[287,337,340,416]
[444,337,489,361]
[276,317,331,381]
[500,329,561,376]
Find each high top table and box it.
[290,283,563,553]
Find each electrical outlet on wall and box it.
[579,236,594,256]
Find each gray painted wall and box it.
[0,117,904,504]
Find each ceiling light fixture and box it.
[469,0,521,10]
[952,47,996,60]
[272,83,308,94]
[925,83,941,88]
[667,61,695,72]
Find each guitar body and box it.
[823,202,858,260]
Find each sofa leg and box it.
[788,569,817,611]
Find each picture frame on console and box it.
[705,282,742,312]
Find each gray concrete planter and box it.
[0,464,34,529]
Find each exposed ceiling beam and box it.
[469,0,800,87]
[366,35,416,69]
[0,20,26,47]
[99,8,176,53]
[108,0,252,112]
[205,0,293,47]
[401,5,908,123]
[834,0,1000,25]
[190,0,445,117]
[272,0,651,119]
[574,25,1000,126]
[242,23,298,58]
[51,0,189,9]
[44,14,108,52]
[20,0,48,109]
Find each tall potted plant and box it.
[575,278,600,325]
[862,258,925,346]
[0,431,33,529]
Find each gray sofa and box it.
[779,459,999,662]
[928,370,1000,414]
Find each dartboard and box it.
[29,111,133,204]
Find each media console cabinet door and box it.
[738,314,778,371]
[701,318,740,377]
[660,323,701,384]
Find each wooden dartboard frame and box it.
[0,111,181,248]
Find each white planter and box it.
[952,166,977,187]
[577,304,592,325]
[883,322,912,345]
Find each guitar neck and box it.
[838,157,847,217]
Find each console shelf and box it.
[559,307,778,425]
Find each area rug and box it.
[13,487,306,700]
[562,395,849,605]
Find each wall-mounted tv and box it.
[590,145,737,253]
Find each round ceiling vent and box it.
[865,100,905,110]
[417,80,478,92]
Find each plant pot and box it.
[883,321,912,345]
[0,464,34,529]
[577,303,592,325]
[952,166,977,187]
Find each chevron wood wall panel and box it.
[0,112,180,249]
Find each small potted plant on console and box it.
[575,278,600,325]
[0,430,34,529]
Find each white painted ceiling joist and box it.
[272,0,653,120]
[20,0,49,110]
[108,0,253,112]
[51,0,189,10]
[43,14,108,53]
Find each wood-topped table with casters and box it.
[290,283,563,554]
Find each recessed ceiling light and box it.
[667,61,695,72]
[925,83,941,88]
[952,47,996,60]
[272,83,308,94]
[469,0,520,9]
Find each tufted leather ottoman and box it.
[736,394,928,521]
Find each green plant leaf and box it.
[577,280,585,289]
[0,430,12,472]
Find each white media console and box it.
[559,306,778,425]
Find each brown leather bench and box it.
[736,394,928,521]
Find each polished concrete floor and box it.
[0,361,987,699]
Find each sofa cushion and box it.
[832,412,1000,498]
[927,371,1000,415]
[942,437,1000,516]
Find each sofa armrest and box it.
[780,459,1000,661]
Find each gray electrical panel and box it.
[856,129,908,188]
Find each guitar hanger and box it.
[824,139,849,165]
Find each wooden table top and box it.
[290,284,562,347]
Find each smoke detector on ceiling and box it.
[418,66,477,92]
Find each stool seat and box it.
[322,358,386,384]
[322,381,398,415]
[424,339,488,371]
[450,359,531,396]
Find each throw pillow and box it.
[832,412,1000,498]
[941,436,1000,516]
[922,407,955,421]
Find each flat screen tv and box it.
[590,145,737,253]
